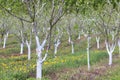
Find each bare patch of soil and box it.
[48,68,72,80]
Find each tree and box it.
[53,27,63,57]
[23,21,33,60]
[95,3,120,66]
[21,0,66,78]
[66,14,76,54]
[0,16,11,48]
[11,18,28,55]
[83,18,94,70]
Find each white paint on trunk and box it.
[109,53,112,66]
[118,39,120,56]
[54,39,60,57]
[119,46,120,57]
[68,36,71,43]
[3,32,9,48]
[105,40,116,66]
[41,39,47,50]
[20,43,24,54]
[84,34,88,38]
[36,58,42,79]
[78,32,81,39]
[54,46,57,56]
[3,35,7,48]
[87,37,91,70]
[35,35,47,79]
[36,47,42,79]
[20,30,24,54]
[71,41,74,54]
[96,36,100,49]
[26,40,31,60]
[36,47,48,79]
[36,36,41,47]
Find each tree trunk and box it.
[78,32,80,39]
[84,34,88,38]
[27,44,31,60]
[35,36,42,79]
[96,36,100,49]
[119,46,120,57]
[54,39,60,57]
[54,45,57,57]
[26,40,31,60]
[20,43,24,54]
[87,37,91,70]
[34,22,47,79]
[71,41,74,54]
[3,36,7,48]
[68,36,71,43]
[118,39,120,57]
[3,32,9,48]
[36,57,42,79]
[108,53,112,66]
[105,40,116,66]
[36,46,47,79]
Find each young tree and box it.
[53,27,62,57]
[83,18,93,71]
[22,0,66,78]
[95,3,120,66]
[66,15,75,54]
[0,17,11,48]
[23,21,33,60]
[12,18,25,54]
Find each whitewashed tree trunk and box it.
[20,30,24,54]
[68,36,71,43]
[105,40,116,66]
[3,35,7,48]
[71,41,74,54]
[96,36,100,49]
[119,46,120,57]
[84,33,88,38]
[54,45,57,56]
[118,39,120,57]
[78,32,81,39]
[3,32,9,48]
[20,43,24,54]
[109,53,112,65]
[28,44,31,60]
[54,39,60,57]
[36,47,42,79]
[87,36,91,70]
[26,40,31,60]
[36,36,47,79]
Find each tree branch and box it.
[0,4,31,23]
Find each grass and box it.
[96,56,120,80]
[0,49,108,80]
[0,35,120,80]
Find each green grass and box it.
[0,34,120,80]
[97,56,120,80]
[0,49,108,80]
